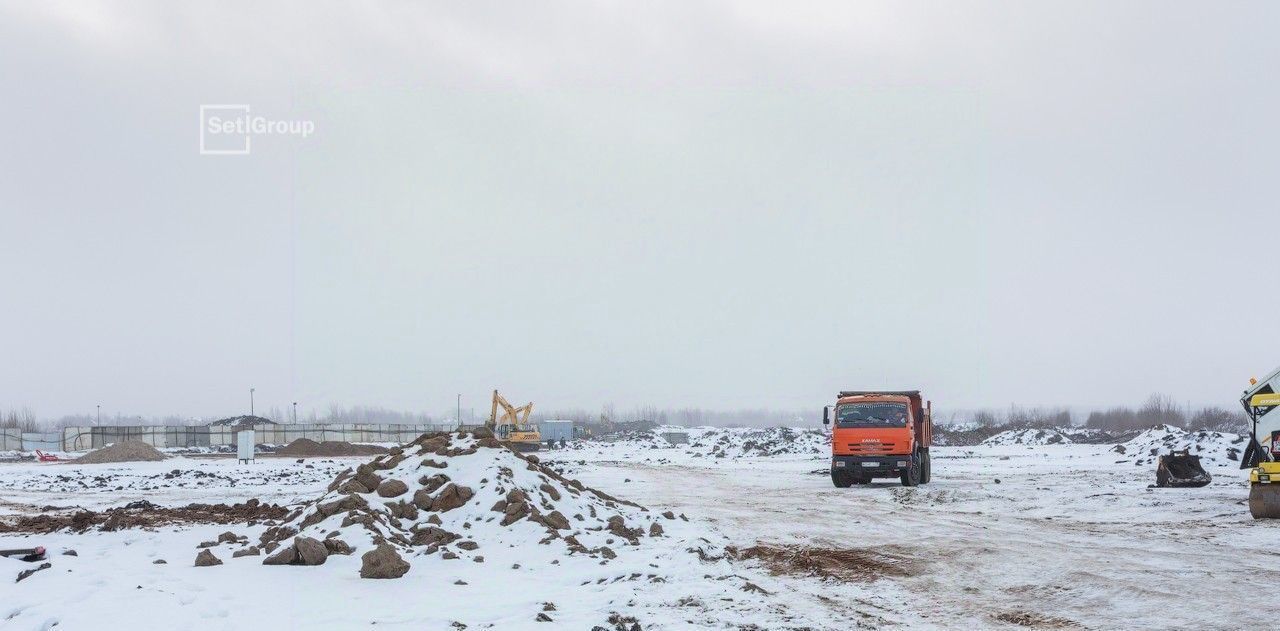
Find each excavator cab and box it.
[1242,367,1280,518]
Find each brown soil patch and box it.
[727,543,916,581]
[0,499,288,534]
[994,611,1080,628]
[74,441,167,464]
[276,438,389,457]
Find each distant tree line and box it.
[0,407,39,432]
[941,393,1247,434]
[1084,394,1244,433]
[3,394,1250,434]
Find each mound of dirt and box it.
[244,430,664,577]
[74,441,167,464]
[0,499,288,534]
[276,438,389,457]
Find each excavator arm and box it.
[488,390,541,451]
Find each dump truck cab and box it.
[823,390,931,487]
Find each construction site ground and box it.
[0,440,1269,630]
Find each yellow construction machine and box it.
[487,390,541,452]
[1242,367,1280,518]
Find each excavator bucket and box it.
[1155,450,1211,488]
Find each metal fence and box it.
[2,424,455,453]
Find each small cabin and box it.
[538,420,575,442]
[660,430,689,445]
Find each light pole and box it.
[457,394,462,428]
[292,402,298,424]
[250,388,255,416]
[96,405,100,427]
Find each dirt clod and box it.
[194,550,222,567]
[377,479,409,498]
[360,543,410,579]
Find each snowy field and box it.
[1,430,1273,630]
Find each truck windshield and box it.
[836,402,908,427]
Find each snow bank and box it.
[1118,424,1248,467]
[580,426,830,459]
[979,427,1114,446]
[983,428,1075,446]
[682,426,828,458]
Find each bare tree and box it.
[0,407,39,432]
[1187,406,1247,433]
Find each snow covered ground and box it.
[1,431,1274,630]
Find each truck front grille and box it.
[846,443,896,453]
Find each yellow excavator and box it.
[1242,366,1280,518]
[487,389,542,452]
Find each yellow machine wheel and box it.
[1249,483,1280,519]
[1248,463,1280,519]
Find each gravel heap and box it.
[74,441,167,464]
[240,430,666,578]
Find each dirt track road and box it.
[555,445,1271,630]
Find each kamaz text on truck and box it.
[822,390,932,487]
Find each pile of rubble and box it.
[196,430,672,578]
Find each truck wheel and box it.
[832,470,853,488]
[921,451,931,484]
[900,452,921,487]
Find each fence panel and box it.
[46,423,453,452]
[1,428,23,451]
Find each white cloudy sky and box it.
[1,1,1277,419]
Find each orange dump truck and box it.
[822,390,932,487]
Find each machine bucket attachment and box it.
[1155,450,1212,488]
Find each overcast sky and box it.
[2,1,1278,420]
